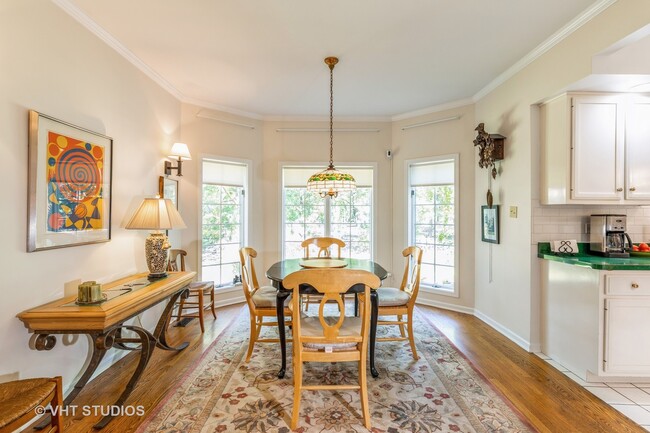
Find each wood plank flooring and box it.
[28,303,645,432]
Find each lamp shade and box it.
[125,198,187,230]
[169,142,192,160]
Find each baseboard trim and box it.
[416,298,474,315]
[474,309,532,351]
[214,295,245,308]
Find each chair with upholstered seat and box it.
[377,246,423,360]
[301,237,346,311]
[283,268,380,430]
[0,376,63,433]
[168,249,216,333]
[239,247,292,362]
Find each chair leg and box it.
[198,290,205,333]
[209,289,217,319]
[407,310,418,360]
[176,297,185,322]
[398,314,406,338]
[52,376,63,433]
[291,358,303,430]
[245,314,257,362]
[359,358,371,429]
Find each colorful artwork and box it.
[28,110,112,252]
[46,132,105,232]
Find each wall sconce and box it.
[164,142,192,176]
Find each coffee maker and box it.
[590,214,632,258]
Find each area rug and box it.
[137,305,535,433]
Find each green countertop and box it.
[537,243,650,271]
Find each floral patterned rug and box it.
[137,305,535,433]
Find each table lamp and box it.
[125,197,187,279]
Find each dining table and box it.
[265,257,388,379]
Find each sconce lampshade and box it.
[125,198,186,279]
[169,142,192,161]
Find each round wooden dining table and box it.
[266,258,388,379]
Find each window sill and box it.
[420,285,458,298]
[213,284,242,295]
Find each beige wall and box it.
[474,0,650,349]
[0,0,181,388]
[391,105,476,310]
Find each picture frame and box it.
[481,205,500,244]
[27,111,113,252]
[159,176,178,208]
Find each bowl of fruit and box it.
[631,243,650,257]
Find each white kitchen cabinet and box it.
[604,298,650,374]
[625,95,650,200]
[541,260,650,381]
[539,92,650,204]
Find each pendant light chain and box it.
[328,62,334,170]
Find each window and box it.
[408,155,458,296]
[282,166,374,260]
[201,158,248,288]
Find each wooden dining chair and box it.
[239,247,292,362]
[167,249,216,333]
[283,268,380,430]
[377,245,423,359]
[301,237,346,311]
[0,376,63,433]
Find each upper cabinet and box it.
[540,92,650,205]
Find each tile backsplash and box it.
[531,200,650,245]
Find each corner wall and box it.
[0,0,181,389]
[473,0,650,350]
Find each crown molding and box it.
[263,115,392,122]
[183,96,263,120]
[52,0,183,100]
[53,0,617,122]
[472,0,617,102]
[391,98,473,121]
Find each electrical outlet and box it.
[509,206,518,218]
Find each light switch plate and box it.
[509,206,518,218]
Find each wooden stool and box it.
[0,376,63,433]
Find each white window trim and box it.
[279,162,378,261]
[198,154,252,286]
[405,154,460,298]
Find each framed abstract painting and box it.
[27,111,113,252]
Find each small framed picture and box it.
[27,111,113,252]
[159,176,178,208]
[481,205,500,244]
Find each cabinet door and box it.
[604,298,650,374]
[626,96,650,200]
[571,95,624,200]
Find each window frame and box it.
[199,155,252,288]
[406,154,460,298]
[279,162,377,261]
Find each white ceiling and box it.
[60,0,603,119]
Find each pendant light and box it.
[307,56,356,198]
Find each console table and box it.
[16,271,195,429]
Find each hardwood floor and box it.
[29,303,645,432]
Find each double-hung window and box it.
[201,158,248,288]
[407,155,458,296]
[282,166,374,260]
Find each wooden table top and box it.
[266,258,388,287]
[17,271,196,332]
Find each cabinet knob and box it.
[630,187,637,192]
[632,283,640,289]
[616,188,623,192]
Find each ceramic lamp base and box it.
[145,232,170,279]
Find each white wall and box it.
[0,1,181,388]
[474,0,650,350]
[391,105,476,311]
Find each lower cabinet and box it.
[604,298,650,374]
[541,260,650,381]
